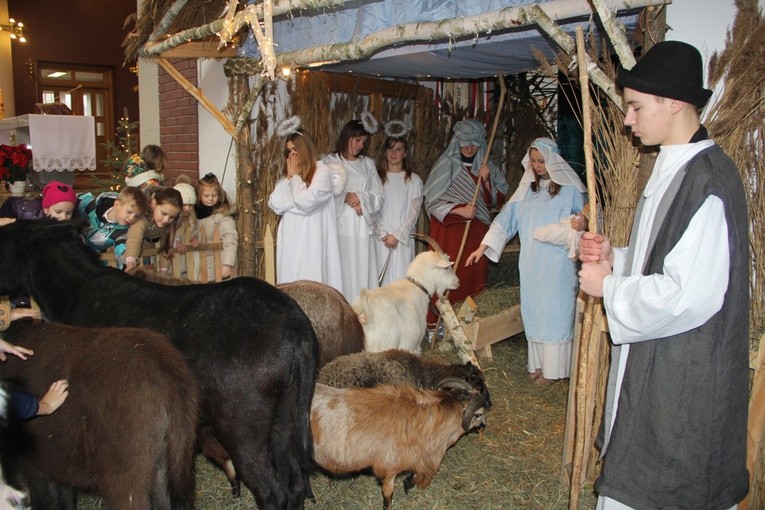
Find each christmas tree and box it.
[91,108,139,191]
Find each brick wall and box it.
[158,59,199,185]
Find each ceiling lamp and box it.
[0,18,26,43]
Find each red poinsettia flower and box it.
[0,144,33,183]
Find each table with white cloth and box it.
[0,114,96,188]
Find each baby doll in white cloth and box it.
[533,202,595,259]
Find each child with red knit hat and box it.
[0,181,76,225]
[0,181,77,309]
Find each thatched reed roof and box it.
[123,0,235,62]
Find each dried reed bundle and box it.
[591,91,640,245]
[703,1,765,506]
[249,80,284,279]
[705,0,765,344]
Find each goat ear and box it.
[436,259,453,269]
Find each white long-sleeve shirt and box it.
[604,140,729,433]
[598,140,732,510]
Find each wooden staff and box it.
[431,74,506,347]
[569,26,603,510]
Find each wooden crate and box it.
[462,303,523,361]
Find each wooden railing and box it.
[99,226,226,283]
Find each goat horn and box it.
[461,392,488,433]
[412,232,446,256]
[436,377,473,393]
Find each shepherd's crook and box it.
[569,27,604,510]
[431,73,507,348]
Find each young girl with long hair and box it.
[374,136,423,285]
[123,186,183,271]
[466,137,586,385]
[194,173,238,280]
[268,130,344,292]
[321,119,383,302]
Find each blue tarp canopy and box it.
[240,0,642,79]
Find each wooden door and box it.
[37,63,114,190]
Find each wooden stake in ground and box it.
[568,27,604,510]
[435,297,481,369]
[742,332,765,509]
[431,73,507,348]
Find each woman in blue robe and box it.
[466,138,586,385]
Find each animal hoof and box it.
[230,479,241,498]
[403,473,415,493]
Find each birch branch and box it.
[235,74,265,135]
[140,0,350,57]
[524,4,625,112]
[149,0,190,41]
[591,0,636,69]
[244,0,276,79]
[276,0,661,71]
[435,297,481,369]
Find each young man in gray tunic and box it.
[578,41,749,510]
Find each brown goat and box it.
[0,321,199,510]
[311,381,487,509]
[277,280,364,368]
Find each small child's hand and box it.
[221,265,233,280]
[38,380,69,416]
[570,212,587,232]
[190,237,200,248]
[175,242,188,255]
[10,307,41,322]
[0,338,34,361]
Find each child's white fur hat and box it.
[173,182,196,205]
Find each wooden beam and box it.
[161,40,238,59]
[156,57,236,138]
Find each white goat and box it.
[353,249,459,353]
[311,380,487,510]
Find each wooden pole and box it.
[431,74,506,348]
[264,223,276,285]
[569,26,603,509]
[741,332,765,509]
[156,58,237,138]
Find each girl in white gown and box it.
[269,130,344,292]
[374,136,423,286]
[321,120,383,303]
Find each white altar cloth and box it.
[0,114,96,171]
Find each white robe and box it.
[482,182,584,379]
[374,172,423,286]
[268,161,343,293]
[321,153,383,303]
